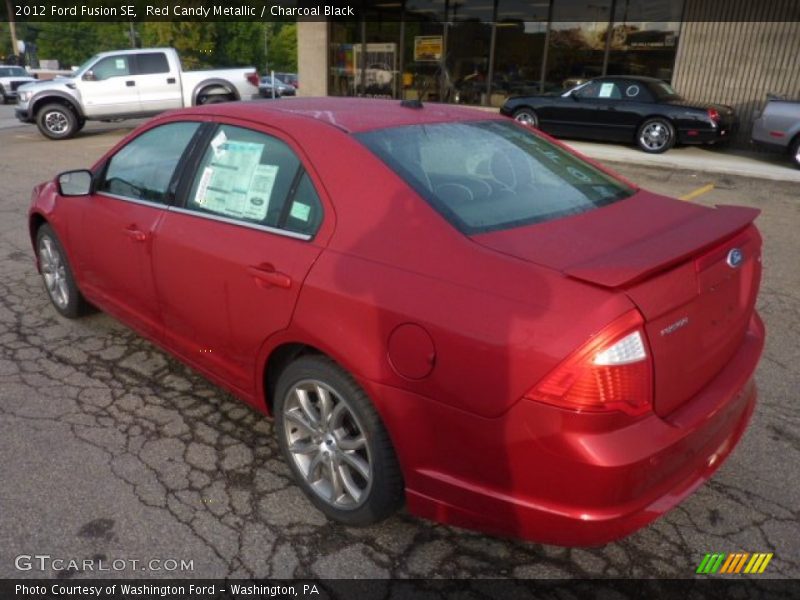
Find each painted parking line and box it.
[680,183,715,201]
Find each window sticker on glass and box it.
[598,83,615,98]
[115,58,125,70]
[193,141,263,219]
[290,202,311,222]
[244,164,279,220]
[210,130,228,157]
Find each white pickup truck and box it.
[15,47,259,139]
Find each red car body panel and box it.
[28,98,764,545]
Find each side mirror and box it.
[82,70,96,82]
[57,170,93,196]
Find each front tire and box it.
[636,117,675,153]
[36,224,90,318]
[36,103,78,140]
[0,86,8,104]
[513,107,539,128]
[274,355,404,526]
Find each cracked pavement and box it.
[0,110,798,580]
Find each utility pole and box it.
[5,0,20,61]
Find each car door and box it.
[133,51,183,114]
[76,54,141,117]
[569,79,627,140]
[72,121,203,340]
[548,80,608,138]
[152,122,327,397]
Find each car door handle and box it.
[167,77,176,84]
[126,80,135,87]
[248,265,292,289]
[124,226,147,242]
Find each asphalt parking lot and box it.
[0,103,798,580]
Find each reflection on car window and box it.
[357,121,634,234]
[92,55,131,80]
[186,125,323,237]
[98,122,200,203]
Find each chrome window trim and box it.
[96,192,168,210]
[167,206,313,241]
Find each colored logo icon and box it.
[696,552,773,574]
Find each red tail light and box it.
[246,71,260,87]
[525,310,653,416]
[707,108,721,123]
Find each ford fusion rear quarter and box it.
[28,98,764,545]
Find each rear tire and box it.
[513,107,539,128]
[790,136,800,169]
[198,94,231,105]
[636,117,675,153]
[274,355,404,526]
[36,103,78,140]
[36,224,90,318]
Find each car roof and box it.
[177,97,505,134]
[595,75,666,84]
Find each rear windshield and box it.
[356,120,634,234]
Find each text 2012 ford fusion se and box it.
[28,98,764,545]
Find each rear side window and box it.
[136,53,169,75]
[185,125,323,236]
[357,120,634,234]
[98,122,201,203]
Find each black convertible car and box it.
[500,76,737,153]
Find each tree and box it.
[26,23,129,68]
[267,23,297,72]
[140,22,215,68]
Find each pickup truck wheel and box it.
[791,136,800,169]
[199,94,230,105]
[36,103,78,140]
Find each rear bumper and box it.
[370,312,764,546]
[679,122,737,145]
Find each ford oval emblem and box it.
[726,248,744,268]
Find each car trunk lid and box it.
[472,192,761,416]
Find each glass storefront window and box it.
[328,0,684,104]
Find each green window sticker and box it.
[290,202,311,222]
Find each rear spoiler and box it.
[565,205,760,288]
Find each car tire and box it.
[0,86,8,104]
[274,355,404,526]
[513,107,539,128]
[36,103,78,140]
[36,224,91,318]
[636,117,675,153]
[790,136,800,169]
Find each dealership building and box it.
[297,0,800,146]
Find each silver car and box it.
[752,94,800,168]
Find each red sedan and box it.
[29,98,764,545]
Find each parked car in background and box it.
[29,98,763,545]
[0,65,36,103]
[275,72,298,89]
[752,93,800,168]
[501,76,737,153]
[258,75,296,98]
[15,47,259,140]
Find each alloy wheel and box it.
[39,236,69,309]
[282,379,372,509]
[44,111,69,135]
[639,121,671,151]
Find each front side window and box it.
[357,120,634,234]
[186,125,323,236]
[91,55,132,80]
[98,122,201,203]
